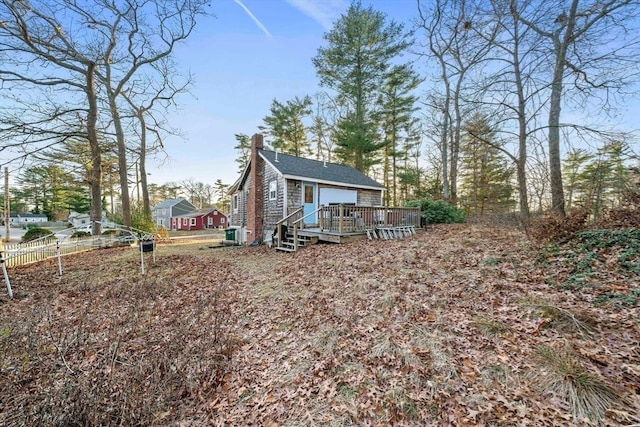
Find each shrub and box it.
[21,226,54,243]
[406,198,466,225]
[597,187,640,229]
[156,225,169,241]
[131,207,156,234]
[529,207,589,243]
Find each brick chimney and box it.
[247,133,264,243]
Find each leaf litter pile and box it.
[1,224,638,425]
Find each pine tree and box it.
[261,96,313,157]
[458,114,515,216]
[313,1,411,172]
[379,65,422,206]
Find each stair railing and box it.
[274,207,303,248]
[291,206,325,251]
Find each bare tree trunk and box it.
[137,108,151,218]
[86,63,102,235]
[107,91,132,227]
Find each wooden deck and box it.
[297,228,369,244]
[274,205,421,252]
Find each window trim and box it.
[269,180,277,201]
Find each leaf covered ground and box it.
[1,224,638,426]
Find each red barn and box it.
[171,208,228,231]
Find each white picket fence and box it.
[0,236,132,268]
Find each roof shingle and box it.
[259,149,384,189]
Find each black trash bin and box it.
[225,228,236,242]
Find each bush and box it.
[21,226,54,243]
[405,198,466,225]
[529,207,589,243]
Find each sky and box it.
[148,0,420,188]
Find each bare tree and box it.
[122,58,192,218]
[416,0,497,203]
[0,0,108,233]
[516,0,640,215]
[0,0,208,229]
[88,0,208,226]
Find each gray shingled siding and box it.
[262,164,285,239]
[357,189,383,206]
[229,177,250,228]
[286,179,302,214]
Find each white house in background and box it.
[68,211,108,228]
[15,213,48,225]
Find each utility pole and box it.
[4,167,10,243]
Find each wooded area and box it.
[1,0,638,229]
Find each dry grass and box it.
[470,314,509,336]
[523,297,595,336]
[534,344,618,424]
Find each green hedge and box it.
[405,198,466,225]
[21,227,54,243]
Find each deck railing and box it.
[317,205,421,234]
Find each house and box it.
[228,134,385,244]
[68,211,108,228]
[171,208,228,231]
[16,213,48,225]
[152,198,197,230]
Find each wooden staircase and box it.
[275,231,318,253]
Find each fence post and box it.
[140,240,145,275]
[56,240,63,276]
[1,252,12,299]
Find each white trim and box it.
[268,180,277,201]
[283,174,384,191]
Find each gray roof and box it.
[17,213,47,218]
[152,198,191,210]
[259,150,384,190]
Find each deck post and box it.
[293,224,299,251]
[339,204,344,234]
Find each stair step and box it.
[275,246,296,252]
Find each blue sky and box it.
[150,0,419,188]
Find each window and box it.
[190,218,196,226]
[305,185,314,204]
[208,217,213,225]
[233,194,239,213]
[269,180,277,201]
[183,218,188,226]
[220,217,225,224]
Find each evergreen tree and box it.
[261,96,313,157]
[213,179,230,211]
[458,114,515,216]
[379,64,422,206]
[234,133,251,173]
[562,148,594,210]
[576,141,631,219]
[313,1,411,172]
